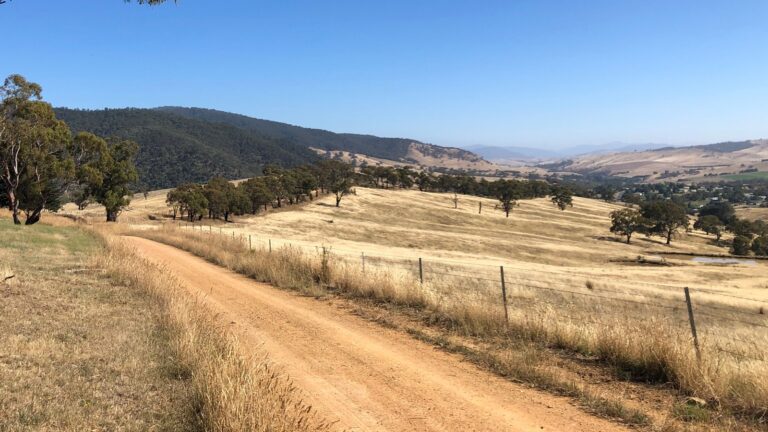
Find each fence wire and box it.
[175,222,768,363]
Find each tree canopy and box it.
[0,75,140,224]
[609,208,646,244]
[640,200,689,245]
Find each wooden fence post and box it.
[361,252,365,273]
[418,258,423,284]
[269,239,272,253]
[479,201,482,214]
[684,287,702,362]
[500,266,509,325]
[249,235,252,250]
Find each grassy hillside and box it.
[155,106,490,168]
[560,139,768,182]
[110,188,768,429]
[54,108,318,189]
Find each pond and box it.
[691,256,757,265]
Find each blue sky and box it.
[3,1,768,149]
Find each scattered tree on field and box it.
[166,183,207,221]
[609,208,646,244]
[732,235,751,255]
[640,200,689,245]
[322,160,353,207]
[77,135,139,222]
[492,180,521,218]
[751,235,768,256]
[694,215,725,244]
[550,186,573,211]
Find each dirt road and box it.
[125,237,626,432]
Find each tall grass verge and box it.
[134,225,768,425]
[93,229,331,432]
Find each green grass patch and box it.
[722,171,768,181]
[0,218,95,255]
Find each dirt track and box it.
[125,237,626,432]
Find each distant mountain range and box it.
[54,107,493,188]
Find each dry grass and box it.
[92,230,332,432]
[62,187,768,428]
[0,217,197,431]
[0,211,330,432]
[134,225,768,428]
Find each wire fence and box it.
[174,220,768,364]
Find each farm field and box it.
[736,206,768,222]
[63,186,768,430]
[723,172,768,181]
[70,186,768,299]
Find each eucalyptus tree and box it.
[77,134,139,222]
[1,75,75,224]
[491,180,521,218]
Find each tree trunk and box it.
[666,229,672,245]
[9,191,21,225]
[626,233,632,244]
[106,210,118,222]
[335,195,341,207]
[24,208,43,225]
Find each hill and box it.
[155,107,495,171]
[556,139,768,182]
[54,108,318,189]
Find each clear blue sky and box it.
[3,1,768,149]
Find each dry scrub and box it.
[93,230,332,432]
[134,225,768,428]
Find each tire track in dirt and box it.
[125,236,627,432]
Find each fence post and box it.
[418,258,423,284]
[361,252,365,273]
[269,239,272,253]
[500,266,509,325]
[684,287,702,362]
[249,235,252,250]
[479,201,482,214]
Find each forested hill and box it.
[154,107,486,166]
[54,108,318,189]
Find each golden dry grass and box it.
[0,211,330,432]
[61,187,768,427]
[735,206,768,222]
[0,217,197,431]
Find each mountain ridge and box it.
[155,106,492,169]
